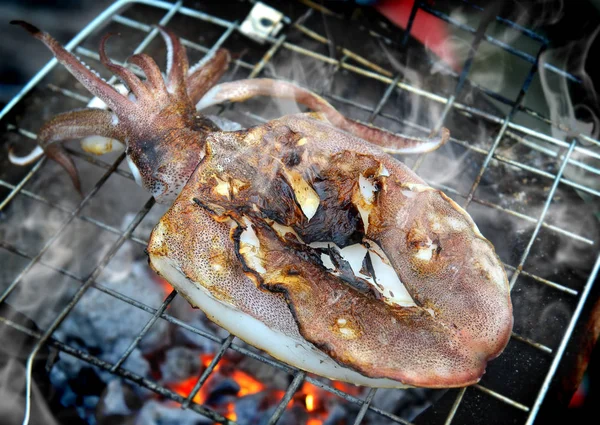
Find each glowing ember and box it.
[168,375,206,404]
[333,380,363,397]
[298,382,330,425]
[232,369,264,397]
[306,393,315,412]
[154,276,174,295]
[167,354,264,405]
[167,353,358,424]
[225,402,237,421]
[201,353,219,370]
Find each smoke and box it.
[0,358,59,425]
[538,22,600,199]
[539,26,600,140]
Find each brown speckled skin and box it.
[11,21,227,202]
[149,113,513,388]
[16,22,512,388]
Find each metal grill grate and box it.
[1,1,599,424]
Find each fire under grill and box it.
[1,1,600,424]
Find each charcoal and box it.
[160,347,201,384]
[323,404,349,425]
[135,400,213,425]
[99,379,133,417]
[205,378,241,405]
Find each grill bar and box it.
[525,252,600,424]
[0,158,45,211]
[110,290,179,372]
[1,1,598,425]
[461,0,547,43]
[352,387,378,425]
[473,384,529,412]
[444,388,466,425]
[21,196,156,424]
[267,372,307,425]
[510,332,552,354]
[0,316,234,424]
[464,45,546,208]
[369,74,403,123]
[182,334,236,409]
[508,140,578,290]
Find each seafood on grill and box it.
[10,21,513,388]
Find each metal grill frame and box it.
[1,1,599,424]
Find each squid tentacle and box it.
[99,33,151,102]
[13,108,125,194]
[9,21,132,115]
[157,25,189,97]
[196,79,449,154]
[128,53,168,96]
[8,146,44,166]
[186,49,231,105]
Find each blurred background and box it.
[0,0,114,107]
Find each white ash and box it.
[49,239,168,422]
[135,400,213,425]
[234,394,307,425]
[53,258,170,357]
[160,347,201,385]
[99,379,132,417]
[323,404,350,425]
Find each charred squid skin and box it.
[233,211,490,388]
[147,113,513,388]
[148,198,410,388]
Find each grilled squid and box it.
[11,21,512,388]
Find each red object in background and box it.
[375,0,459,71]
[568,375,588,408]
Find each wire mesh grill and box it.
[1,1,599,424]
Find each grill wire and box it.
[1,1,600,424]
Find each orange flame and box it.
[333,380,363,397]
[167,354,364,425]
[232,369,264,397]
[168,354,264,407]
[305,393,315,412]
[299,382,326,425]
[169,375,208,404]
[225,402,237,422]
[155,276,174,295]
